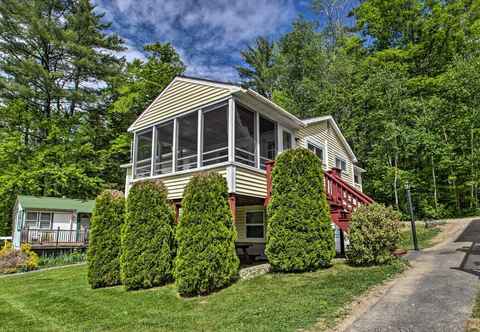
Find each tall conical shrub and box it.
[175,173,239,296]
[121,181,176,290]
[266,148,335,272]
[87,190,125,288]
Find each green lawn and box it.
[0,262,405,332]
[399,223,442,250]
[468,290,480,332]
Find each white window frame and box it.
[23,211,53,229]
[335,155,348,174]
[131,98,286,179]
[245,208,265,241]
[306,141,326,165]
[201,102,229,167]
[281,129,294,152]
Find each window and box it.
[23,211,52,229]
[354,173,360,184]
[235,105,256,167]
[335,156,347,173]
[203,104,228,166]
[246,211,264,239]
[135,129,152,178]
[259,116,277,169]
[176,113,198,171]
[283,130,292,150]
[39,213,52,229]
[307,143,324,162]
[154,121,173,175]
[25,211,38,228]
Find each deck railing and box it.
[264,161,374,232]
[20,228,89,247]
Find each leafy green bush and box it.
[121,181,176,290]
[87,190,125,288]
[39,250,86,268]
[175,173,239,296]
[265,148,335,272]
[347,203,401,266]
[0,241,38,274]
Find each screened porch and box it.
[132,100,294,180]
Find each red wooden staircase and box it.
[265,161,374,233]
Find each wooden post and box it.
[56,227,60,248]
[228,194,236,223]
[174,203,180,224]
[264,160,275,207]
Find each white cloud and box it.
[116,42,146,62]
[93,0,297,81]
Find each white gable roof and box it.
[128,76,303,132]
[302,115,358,163]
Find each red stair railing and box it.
[264,161,373,232]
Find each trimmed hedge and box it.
[347,203,401,266]
[87,190,125,288]
[175,173,239,296]
[121,181,176,290]
[266,148,335,272]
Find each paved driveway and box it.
[343,218,480,332]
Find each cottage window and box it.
[246,211,264,239]
[235,105,256,167]
[202,104,228,166]
[39,212,52,229]
[307,143,324,162]
[335,156,347,173]
[176,113,198,171]
[154,121,174,175]
[259,116,277,169]
[283,130,292,150]
[25,211,38,228]
[135,129,153,178]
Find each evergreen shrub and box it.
[175,173,239,296]
[265,148,335,272]
[121,181,176,290]
[87,190,125,288]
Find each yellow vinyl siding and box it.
[235,205,265,243]
[235,167,267,198]
[130,80,233,131]
[296,121,355,186]
[142,166,228,200]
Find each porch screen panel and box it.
[259,116,277,169]
[135,129,153,178]
[154,121,174,175]
[235,105,255,167]
[202,104,228,166]
[176,113,198,171]
[283,130,292,150]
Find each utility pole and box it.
[405,182,419,251]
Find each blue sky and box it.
[92,0,355,82]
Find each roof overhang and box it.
[233,89,304,129]
[302,116,358,163]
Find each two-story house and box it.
[123,76,372,257]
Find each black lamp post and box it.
[405,182,419,251]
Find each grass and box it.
[0,261,405,332]
[399,222,442,250]
[467,290,480,332]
